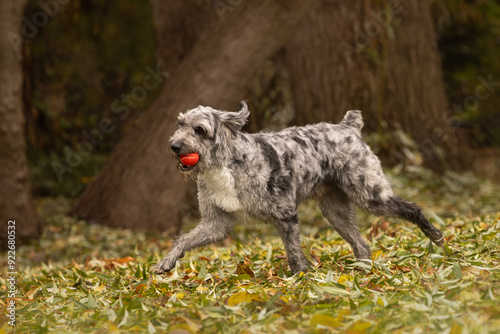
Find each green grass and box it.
[1,166,500,333]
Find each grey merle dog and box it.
[153,102,444,275]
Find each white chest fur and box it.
[200,167,242,212]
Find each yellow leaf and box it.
[227,291,259,306]
[479,222,489,230]
[375,296,388,307]
[279,295,290,303]
[449,323,463,334]
[338,274,353,284]
[196,286,208,293]
[347,320,372,333]
[336,309,351,322]
[94,283,105,293]
[107,323,120,331]
[310,313,340,328]
[186,319,202,333]
[371,250,384,260]
[168,323,194,334]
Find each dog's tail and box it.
[340,110,363,133]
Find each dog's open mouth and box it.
[178,153,200,172]
[179,163,196,172]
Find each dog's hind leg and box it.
[334,155,444,248]
[364,196,444,247]
[273,214,310,275]
[318,186,371,259]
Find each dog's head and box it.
[170,101,250,174]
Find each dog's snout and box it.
[171,141,183,154]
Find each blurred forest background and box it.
[1,0,500,245]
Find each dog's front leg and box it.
[274,214,310,275]
[153,209,233,274]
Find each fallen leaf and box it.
[310,313,340,328]
[227,291,260,306]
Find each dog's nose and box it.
[171,141,183,154]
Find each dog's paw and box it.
[151,260,176,275]
[353,243,371,260]
[430,231,445,247]
[290,263,309,276]
[151,265,167,275]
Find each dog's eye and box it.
[194,126,206,136]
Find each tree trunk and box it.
[0,0,39,246]
[72,0,320,234]
[150,0,216,73]
[285,0,467,169]
[384,0,466,169]
[286,1,375,125]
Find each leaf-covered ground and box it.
[1,166,500,333]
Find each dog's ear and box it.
[219,101,250,134]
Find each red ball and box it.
[180,153,200,166]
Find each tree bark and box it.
[149,0,216,73]
[0,0,39,246]
[285,0,467,169]
[73,0,320,234]
[384,0,466,168]
[286,1,375,125]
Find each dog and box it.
[152,102,444,275]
